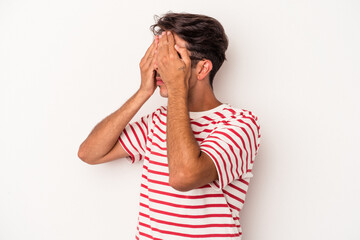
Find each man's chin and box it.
[158,86,168,98]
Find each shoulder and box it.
[151,105,167,118]
[227,105,259,127]
[145,106,167,128]
[209,105,261,149]
[141,106,167,120]
[211,104,260,129]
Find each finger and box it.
[175,45,191,66]
[148,35,159,59]
[167,31,178,57]
[143,39,158,69]
[142,38,157,62]
[151,39,159,69]
[158,31,168,54]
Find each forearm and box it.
[78,89,151,163]
[167,90,201,179]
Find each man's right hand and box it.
[139,36,159,97]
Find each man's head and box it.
[150,12,228,88]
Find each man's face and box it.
[155,33,195,98]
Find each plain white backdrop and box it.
[1,0,359,239]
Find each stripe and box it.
[140,203,232,219]
[146,187,224,200]
[151,130,166,142]
[207,135,241,178]
[123,128,142,158]
[135,121,147,145]
[237,118,258,151]
[151,141,166,151]
[228,128,250,172]
[193,127,214,135]
[190,121,210,127]
[223,189,245,204]
[148,169,169,177]
[211,131,244,176]
[154,114,166,126]
[139,221,241,238]
[140,212,240,229]
[201,144,230,185]
[240,178,249,185]
[227,202,241,212]
[242,115,260,133]
[143,173,212,189]
[214,111,226,118]
[223,108,236,115]
[202,139,235,181]
[144,177,169,187]
[153,121,166,134]
[201,115,215,121]
[118,137,135,163]
[151,151,167,157]
[222,123,255,162]
[141,115,149,129]
[138,231,154,240]
[130,124,145,153]
[148,196,229,209]
[201,148,225,189]
[148,158,168,167]
[228,182,247,195]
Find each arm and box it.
[156,32,217,191]
[78,90,151,164]
[166,87,218,191]
[78,37,159,165]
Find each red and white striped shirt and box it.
[119,104,261,240]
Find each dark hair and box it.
[150,12,228,88]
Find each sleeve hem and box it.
[118,139,135,164]
[209,181,222,191]
[201,149,224,190]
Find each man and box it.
[78,12,260,240]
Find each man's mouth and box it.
[155,74,164,85]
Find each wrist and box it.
[166,82,188,97]
[138,86,154,97]
[136,88,153,101]
[167,88,188,108]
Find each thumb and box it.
[175,45,191,66]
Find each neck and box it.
[187,83,222,112]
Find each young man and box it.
[78,13,261,240]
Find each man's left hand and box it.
[155,31,191,95]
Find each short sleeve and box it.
[200,116,261,190]
[119,114,150,163]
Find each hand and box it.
[139,36,159,97]
[156,31,191,95]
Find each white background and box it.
[1,0,359,239]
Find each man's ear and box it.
[196,60,213,81]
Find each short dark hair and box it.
[150,12,228,88]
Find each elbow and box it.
[169,172,195,192]
[77,145,97,165]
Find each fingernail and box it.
[167,31,171,35]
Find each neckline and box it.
[189,103,228,119]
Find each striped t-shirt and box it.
[119,103,261,240]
